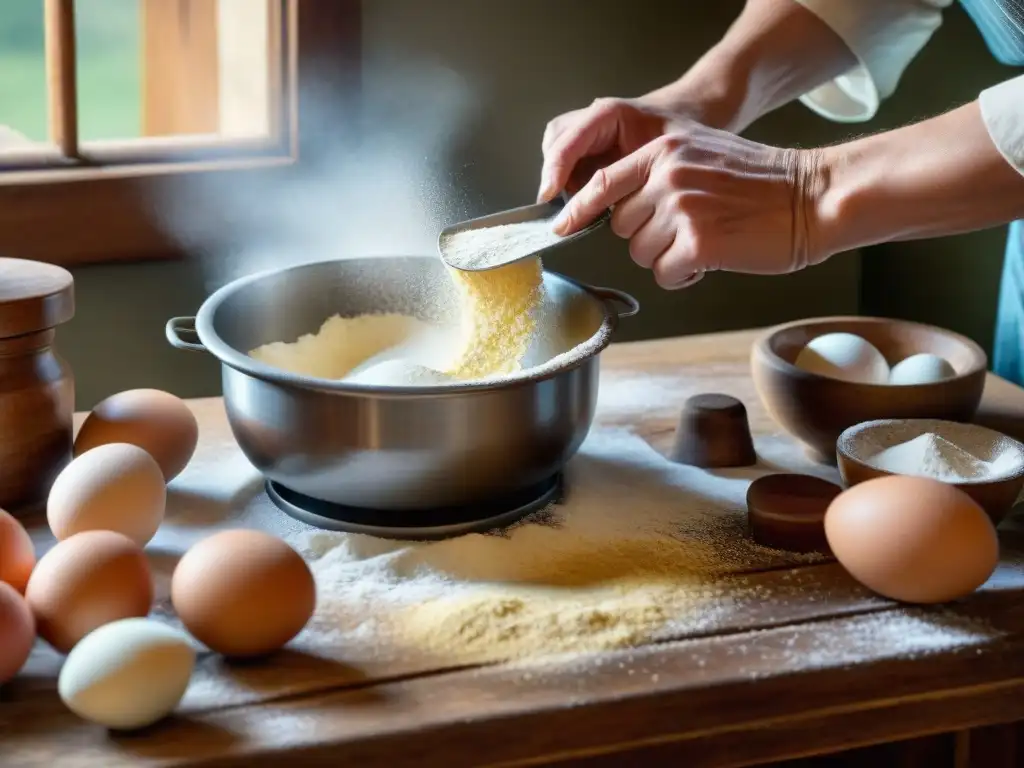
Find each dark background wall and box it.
[61,1,1017,408]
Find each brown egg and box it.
[171,529,315,658]
[824,475,999,604]
[47,442,166,546]
[0,582,35,683]
[25,530,153,653]
[0,508,36,594]
[74,389,199,481]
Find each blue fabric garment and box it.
[958,0,1024,65]
[958,1,1024,383]
[994,222,1024,385]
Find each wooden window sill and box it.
[0,0,359,268]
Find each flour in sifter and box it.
[439,218,565,271]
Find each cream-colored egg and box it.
[888,353,956,385]
[795,333,890,384]
[48,443,166,546]
[58,618,195,730]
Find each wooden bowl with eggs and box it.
[750,316,987,464]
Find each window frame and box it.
[0,0,360,267]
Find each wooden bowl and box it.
[750,316,987,463]
[836,418,1024,524]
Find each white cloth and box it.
[794,0,1024,177]
[980,76,1024,176]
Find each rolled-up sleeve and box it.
[980,74,1024,177]
[793,0,952,122]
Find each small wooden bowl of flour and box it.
[837,418,1024,524]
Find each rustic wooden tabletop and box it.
[2,328,1022,768]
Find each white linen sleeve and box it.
[980,74,1024,177]
[793,0,953,123]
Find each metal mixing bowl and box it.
[165,256,638,510]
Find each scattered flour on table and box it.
[786,610,998,668]
[285,425,830,667]
[866,432,1000,482]
[439,218,565,271]
[504,608,999,683]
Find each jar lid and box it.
[0,258,75,338]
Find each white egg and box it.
[58,618,195,730]
[794,333,890,384]
[888,353,956,385]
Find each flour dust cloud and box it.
[145,55,481,293]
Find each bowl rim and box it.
[836,417,1024,485]
[191,255,624,397]
[753,315,988,389]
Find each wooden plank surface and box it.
[2,329,1023,767]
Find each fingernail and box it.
[668,270,704,290]
[537,170,554,202]
[552,206,571,235]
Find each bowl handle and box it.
[165,316,207,353]
[586,285,640,319]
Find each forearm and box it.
[813,100,1024,255]
[641,0,855,132]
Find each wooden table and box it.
[3,328,1024,768]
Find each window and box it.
[0,0,358,266]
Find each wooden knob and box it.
[670,393,757,468]
[746,473,841,554]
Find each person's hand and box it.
[538,97,692,203]
[553,120,828,289]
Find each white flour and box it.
[440,218,565,270]
[867,432,993,482]
[511,608,999,685]
[344,358,456,386]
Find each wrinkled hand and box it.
[538,97,692,203]
[553,121,826,289]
